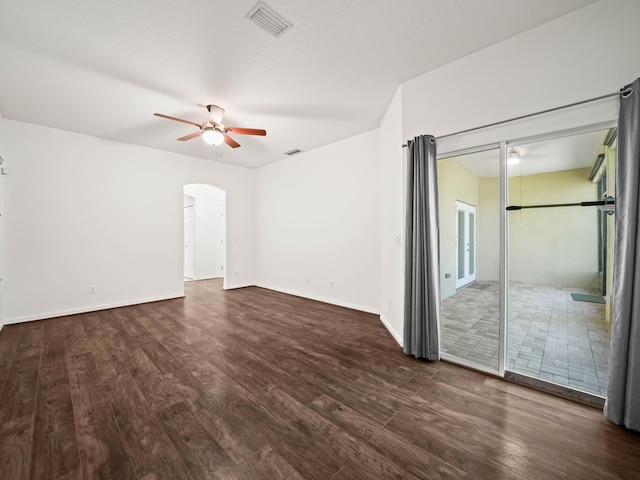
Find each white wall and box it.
[402,0,639,144]
[184,184,225,281]
[379,86,405,344]
[478,177,500,283]
[255,129,381,314]
[0,114,6,330]
[509,168,598,288]
[2,119,254,324]
[377,0,640,344]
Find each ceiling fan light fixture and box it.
[507,148,520,165]
[202,128,225,146]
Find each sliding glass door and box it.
[505,128,616,397]
[438,147,501,372]
[437,125,616,399]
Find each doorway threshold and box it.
[505,370,605,409]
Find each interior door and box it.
[456,201,477,288]
[184,205,195,280]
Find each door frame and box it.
[182,184,228,288]
[183,202,195,280]
[455,200,477,289]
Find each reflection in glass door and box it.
[438,148,501,371]
[505,128,616,397]
[456,201,477,289]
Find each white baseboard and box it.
[379,314,403,347]
[254,283,381,315]
[3,292,186,325]
[194,275,223,281]
[223,282,254,290]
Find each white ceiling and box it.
[0,0,597,168]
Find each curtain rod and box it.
[402,89,628,147]
[506,199,615,211]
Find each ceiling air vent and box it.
[284,149,302,156]
[246,2,293,38]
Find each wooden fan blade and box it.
[226,127,267,136]
[224,134,241,148]
[178,131,203,141]
[154,113,201,127]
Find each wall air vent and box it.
[284,149,302,156]
[246,2,293,38]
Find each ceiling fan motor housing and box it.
[207,105,225,125]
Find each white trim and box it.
[437,142,500,160]
[505,120,618,149]
[254,283,381,315]
[222,282,254,290]
[379,314,403,347]
[193,274,223,281]
[436,95,619,157]
[499,140,507,377]
[3,293,185,325]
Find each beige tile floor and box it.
[440,281,611,397]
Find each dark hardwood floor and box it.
[1,279,640,479]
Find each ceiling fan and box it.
[154,105,266,148]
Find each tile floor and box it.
[440,281,611,397]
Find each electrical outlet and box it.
[329,281,334,289]
[305,277,310,285]
[89,285,96,294]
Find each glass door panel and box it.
[438,148,500,371]
[506,128,615,397]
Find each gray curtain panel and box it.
[605,78,640,431]
[403,135,440,360]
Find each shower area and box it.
[438,126,617,398]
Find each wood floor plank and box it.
[222,387,340,479]
[156,401,233,478]
[67,352,135,480]
[383,397,567,479]
[117,316,268,464]
[0,323,44,480]
[0,325,24,401]
[103,373,191,479]
[0,415,35,480]
[196,336,326,405]
[1,279,640,479]
[29,344,80,480]
[411,371,628,474]
[103,310,162,379]
[236,445,306,480]
[77,312,104,339]
[309,394,466,480]
[250,386,421,480]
